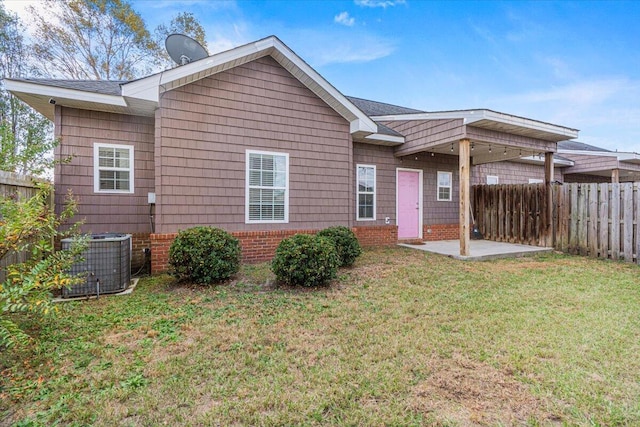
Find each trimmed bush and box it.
[169,226,241,284]
[317,226,362,267]
[272,234,339,287]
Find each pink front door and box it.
[397,170,421,239]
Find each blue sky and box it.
[7,0,640,152]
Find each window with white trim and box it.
[246,150,289,223]
[437,171,452,201]
[529,178,544,184]
[486,175,499,185]
[357,164,376,220]
[94,143,134,193]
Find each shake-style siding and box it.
[154,56,352,233]
[54,107,155,234]
[353,143,459,226]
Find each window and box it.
[94,143,134,193]
[529,178,544,184]
[437,171,452,201]
[246,150,289,223]
[486,175,499,185]
[357,164,376,220]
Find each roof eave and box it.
[4,78,129,120]
[372,109,579,142]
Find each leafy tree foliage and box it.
[29,0,161,80]
[0,4,54,177]
[0,183,86,348]
[155,12,209,68]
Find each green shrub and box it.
[271,234,339,287]
[169,227,241,284]
[316,226,362,267]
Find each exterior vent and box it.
[62,233,131,298]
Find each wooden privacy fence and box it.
[472,184,551,247]
[0,171,46,283]
[555,182,640,263]
[473,182,640,264]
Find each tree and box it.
[0,182,86,348]
[0,4,54,177]
[155,12,209,69]
[29,0,161,80]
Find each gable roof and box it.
[4,36,391,142]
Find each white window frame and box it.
[93,143,134,194]
[437,171,453,201]
[356,164,376,221]
[529,178,544,184]
[245,150,289,224]
[487,175,499,185]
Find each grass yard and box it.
[2,247,640,426]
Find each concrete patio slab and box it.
[399,240,553,261]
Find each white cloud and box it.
[334,11,355,26]
[355,0,406,8]
[287,29,395,66]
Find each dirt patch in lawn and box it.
[410,354,563,426]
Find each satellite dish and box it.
[165,33,208,66]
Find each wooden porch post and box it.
[459,138,471,256]
[544,152,554,247]
[612,169,620,183]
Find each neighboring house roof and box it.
[558,140,612,152]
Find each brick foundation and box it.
[423,223,459,241]
[130,233,151,273]
[352,225,398,247]
[150,225,399,274]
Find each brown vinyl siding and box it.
[54,108,155,234]
[353,143,459,226]
[383,119,465,157]
[472,161,551,185]
[155,56,352,233]
[560,153,619,174]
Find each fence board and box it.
[611,183,620,260]
[623,183,633,261]
[636,183,640,264]
[587,183,598,257]
[599,183,609,259]
[577,184,588,255]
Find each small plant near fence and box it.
[168,226,241,284]
[271,233,340,287]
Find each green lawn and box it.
[2,247,640,426]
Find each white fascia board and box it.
[121,74,161,103]
[363,133,405,144]
[613,152,640,161]
[4,79,127,107]
[373,109,579,139]
[518,155,575,166]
